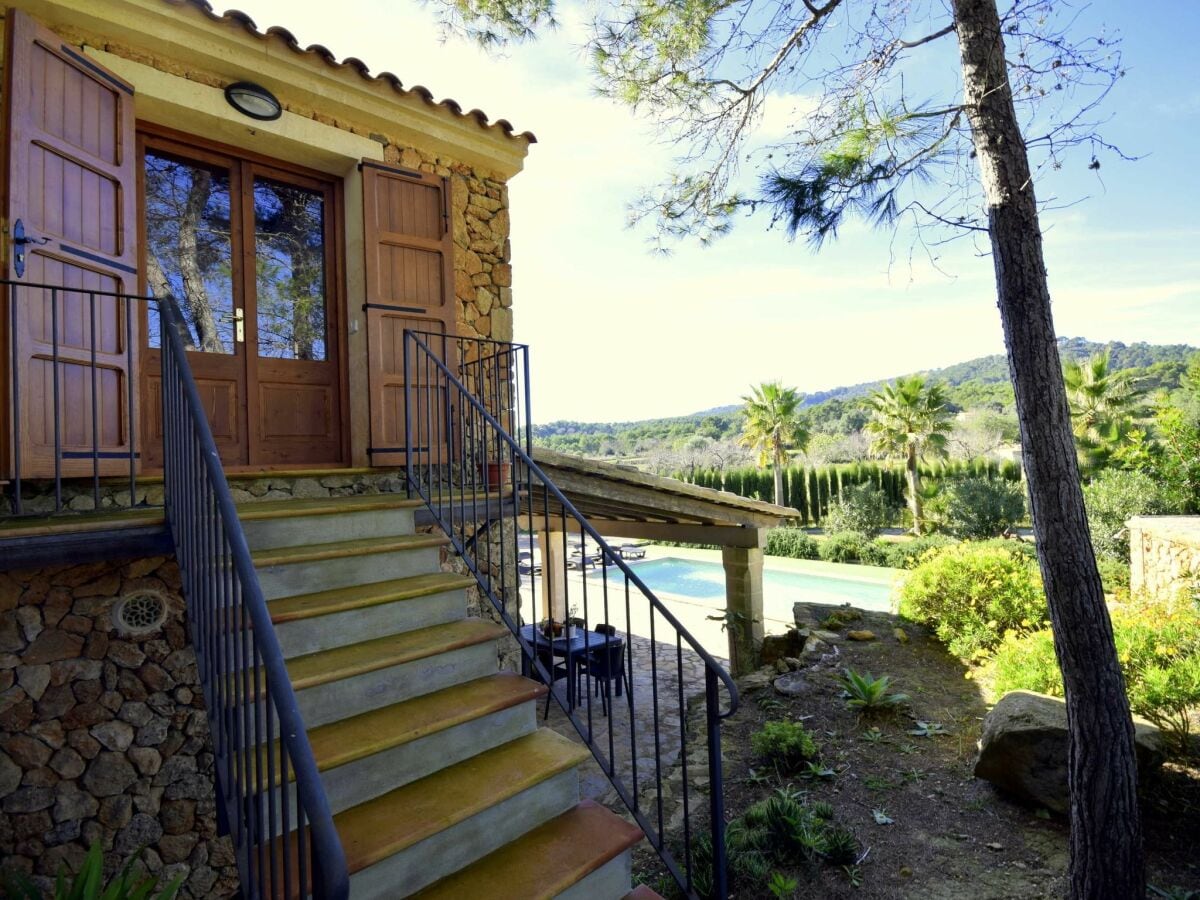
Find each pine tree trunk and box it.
[950,1,1145,895]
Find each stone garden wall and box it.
[1128,516,1200,601]
[0,556,238,897]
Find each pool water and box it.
[610,557,894,611]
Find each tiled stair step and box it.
[264,673,547,815]
[252,533,449,599]
[271,618,507,728]
[238,494,425,549]
[268,572,476,658]
[413,799,645,900]
[337,728,591,898]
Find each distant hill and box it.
[531,338,1197,454]
[795,337,1197,408]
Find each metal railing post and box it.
[706,667,728,899]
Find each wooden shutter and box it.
[361,161,456,466]
[4,10,139,478]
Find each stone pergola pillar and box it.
[536,530,568,623]
[721,536,765,676]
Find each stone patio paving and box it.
[537,632,727,825]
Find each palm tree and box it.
[738,381,809,506]
[1063,351,1143,473]
[863,375,953,534]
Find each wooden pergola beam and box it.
[523,517,766,549]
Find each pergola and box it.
[523,449,798,674]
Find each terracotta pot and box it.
[479,461,511,490]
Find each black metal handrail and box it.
[159,295,348,899]
[2,279,152,515]
[403,329,737,899]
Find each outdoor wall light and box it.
[224,81,283,121]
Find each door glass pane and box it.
[143,152,236,353]
[253,178,327,361]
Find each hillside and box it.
[532,338,1196,460]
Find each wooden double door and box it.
[139,134,345,468]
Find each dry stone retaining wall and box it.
[1128,516,1200,601]
[0,557,238,897]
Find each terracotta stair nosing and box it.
[236,495,426,521]
[259,673,548,785]
[285,618,506,692]
[267,572,477,624]
[334,728,591,875]
[412,800,645,900]
[250,533,449,568]
[231,618,506,699]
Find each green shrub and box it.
[897,543,1047,659]
[857,540,893,567]
[972,537,1038,560]
[751,720,817,770]
[987,627,1062,696]
[883,534,956,569]
[931,477,1027,539]
[988,597,1200,753]
[765,528,820,560]
[821,607,862,630]
[818,531,873,563]
[823,483,893,538]
[1083,469,1173,561]
[1097,555,1131,593]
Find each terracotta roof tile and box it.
[165,0,537,144]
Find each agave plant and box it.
[839,668,909,712]
[2,842,183,900]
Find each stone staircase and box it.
[239,493,648,898]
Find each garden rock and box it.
[773,672,811,697]
[974,690,1164,814]
[893,627,909,643]
[738,666,777,693]
[802,636,830,657]
[847,630,877,641]
[760,629,806,664]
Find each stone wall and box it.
[1128,516,1200,601]
[0,557,238,897]
[14,469,409,515]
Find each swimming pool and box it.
[609,556,894,611]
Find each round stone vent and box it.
[113,590,169,636]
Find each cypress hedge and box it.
[675,458,1022,526]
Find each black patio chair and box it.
[578,625,628,716]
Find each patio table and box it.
[519,625,624,712]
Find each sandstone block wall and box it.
[1128,516,1200,601]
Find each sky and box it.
[232,0,1200,423]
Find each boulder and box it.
[974,691,1164,814]
[772,672,811,696]
[738,666,777,694]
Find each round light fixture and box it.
[224,81,282,121]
